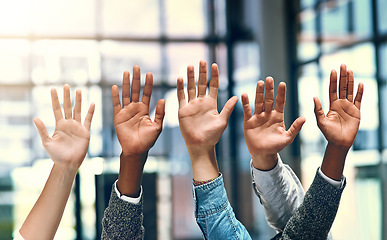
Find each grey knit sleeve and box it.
[101,184,145,240]
[278,169,346,240]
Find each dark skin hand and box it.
[314,64,364,180]
[112,66,165,197]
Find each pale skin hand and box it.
[33,85,95,170]
[177,60,238,181]
[20,85,95,240]
[315,64,364,180]
[112,66,165,197]
[242,77,305,170]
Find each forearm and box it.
[320,143,349,181]
[19,164,78,240]
[251,153,278,171]
[117,152,147,197]
[188,146,219,182]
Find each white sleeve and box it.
[318,167,346,189]
[13,231,25,240]
[250,155,305,232]
[114,180,142,204]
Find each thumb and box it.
[33,118,50,145]
[154,99,165,130]
[241,93,252,121]
[219,96,238,123]
[286,116,306,141]
[313,97,326,128]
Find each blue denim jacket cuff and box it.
[192,173,228,218]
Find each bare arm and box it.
[278,64,364,239]
[112,68,165,197]
[177,61,237,181]
[314,64,363,179]
[19,85,94,240]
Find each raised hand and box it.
[177,61,238,151]
[20,85,94,240]
[112,66,165,158]
[33,85,95,170]
[242,77,305,170]
[112,66,165,197]
[315,64,364,180]
[314,64,364,149]
[177,60,238,180]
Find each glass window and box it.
[31,40,100,85]
[101,0,160,37]
[165,43,209,85]
[165,0,208,37]
[0,0,31,36]
[379,43,387,82]
[214,0,227,37]
[377,0,387,33]
[300,0,316,9]
[321,1,349,52]
[32,0,96,36]
[233,42,260,83]
[0,86,32,167]
[380,84,387,149]
[353,78,379,150]
[319,43,376,77]
[216,44,229,91]
[0,40,30,84]
[297,10,319,61]
[297,63,321,147]
[100,41,162,84]
[353,0,372,37]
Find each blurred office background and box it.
[0,0,385,239]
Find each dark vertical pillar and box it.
[284,0,302,178]
[371,0,386,238]
[225,0,238,218]
[75,173,82,240]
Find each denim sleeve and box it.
[193,173,252,240]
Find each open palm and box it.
[242,78,305,157]
[33,85,95,169]
[314,65,363,148]
[177,61,238,151]
[112,67,165,157]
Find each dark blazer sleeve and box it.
[101,184,145,240]
[275,169,345,240]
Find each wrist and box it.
[51,164,78,183]
[52,162,80,176]
[117,152,147,197]
[188,147,219,182]
[121,150,149,162]
[251,153,278,171]
[187,145,215,159]
[321,143,349,181]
